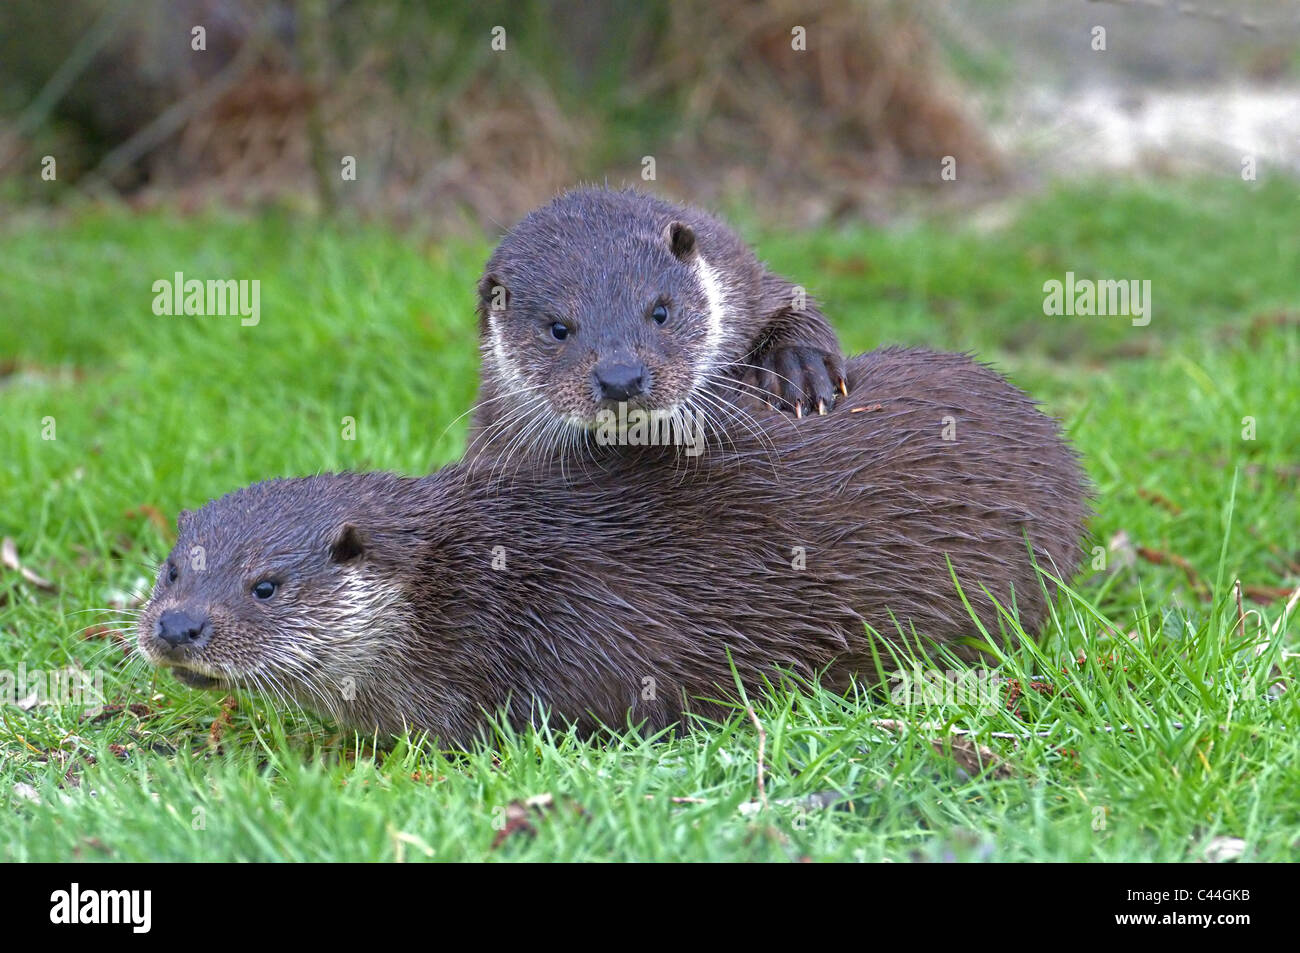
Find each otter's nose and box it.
[594,361,648,402]
[155,609,211,649]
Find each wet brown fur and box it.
[138,348,1090,745]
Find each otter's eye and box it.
[651,303,669,325]
[549,321,570,341]
[166,563,178,584]
[251,580,278,600]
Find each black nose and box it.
[594,361,648,402]
[155,609,211,649]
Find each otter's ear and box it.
[664,221,696,261]
[478,273,509,314]
[329,523,366,564]
[176,508,194,534]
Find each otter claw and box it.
[762,346,843,418]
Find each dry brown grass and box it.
[636,0,997,221]
[2,0,993,227]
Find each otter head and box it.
[135,477,410,725]
[475,189,748,453]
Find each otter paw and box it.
[753,347,846,417]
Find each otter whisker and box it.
[444,380,549,435]
[485,395,555,492]
[707,370,794,408]
[79,635,138,671]
[694,379,783,461]
[706,374,799,443]
[504,410,572,497]
[465,401,550,479]
[263,666,322,730]
[492,395,576,492]
[693,384,759,450]
[268,644,340,718]
[719,360,806,409]
[690,393,781,485]
[69,605,145,618]
[247,658,313,727]
[478,386,553,468]
[458,380,551,457]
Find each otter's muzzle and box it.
[594,360,648,402]
[155,608,212,650]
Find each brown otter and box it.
[136,348,1089,745]
[465,187,845,464]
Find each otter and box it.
[465,187,846,464]
[136,348,1089,745]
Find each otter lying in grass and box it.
[137,348,1089,744]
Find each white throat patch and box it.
[485,305,529,387]
[694,254,729,373]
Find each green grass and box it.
[1,177,1297,861]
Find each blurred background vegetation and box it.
[3,0,1294,231]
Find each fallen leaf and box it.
[935,737,1015,780]
[125,504,171,535]
[209,696,237,746]
[1204,836,1246,863]
[1136,488,1183,515]
[1107,530,1137,569]
[490,793,585,849]
[1,537,56,591]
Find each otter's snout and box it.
[594,360,649,402]
[155,608,212,650]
